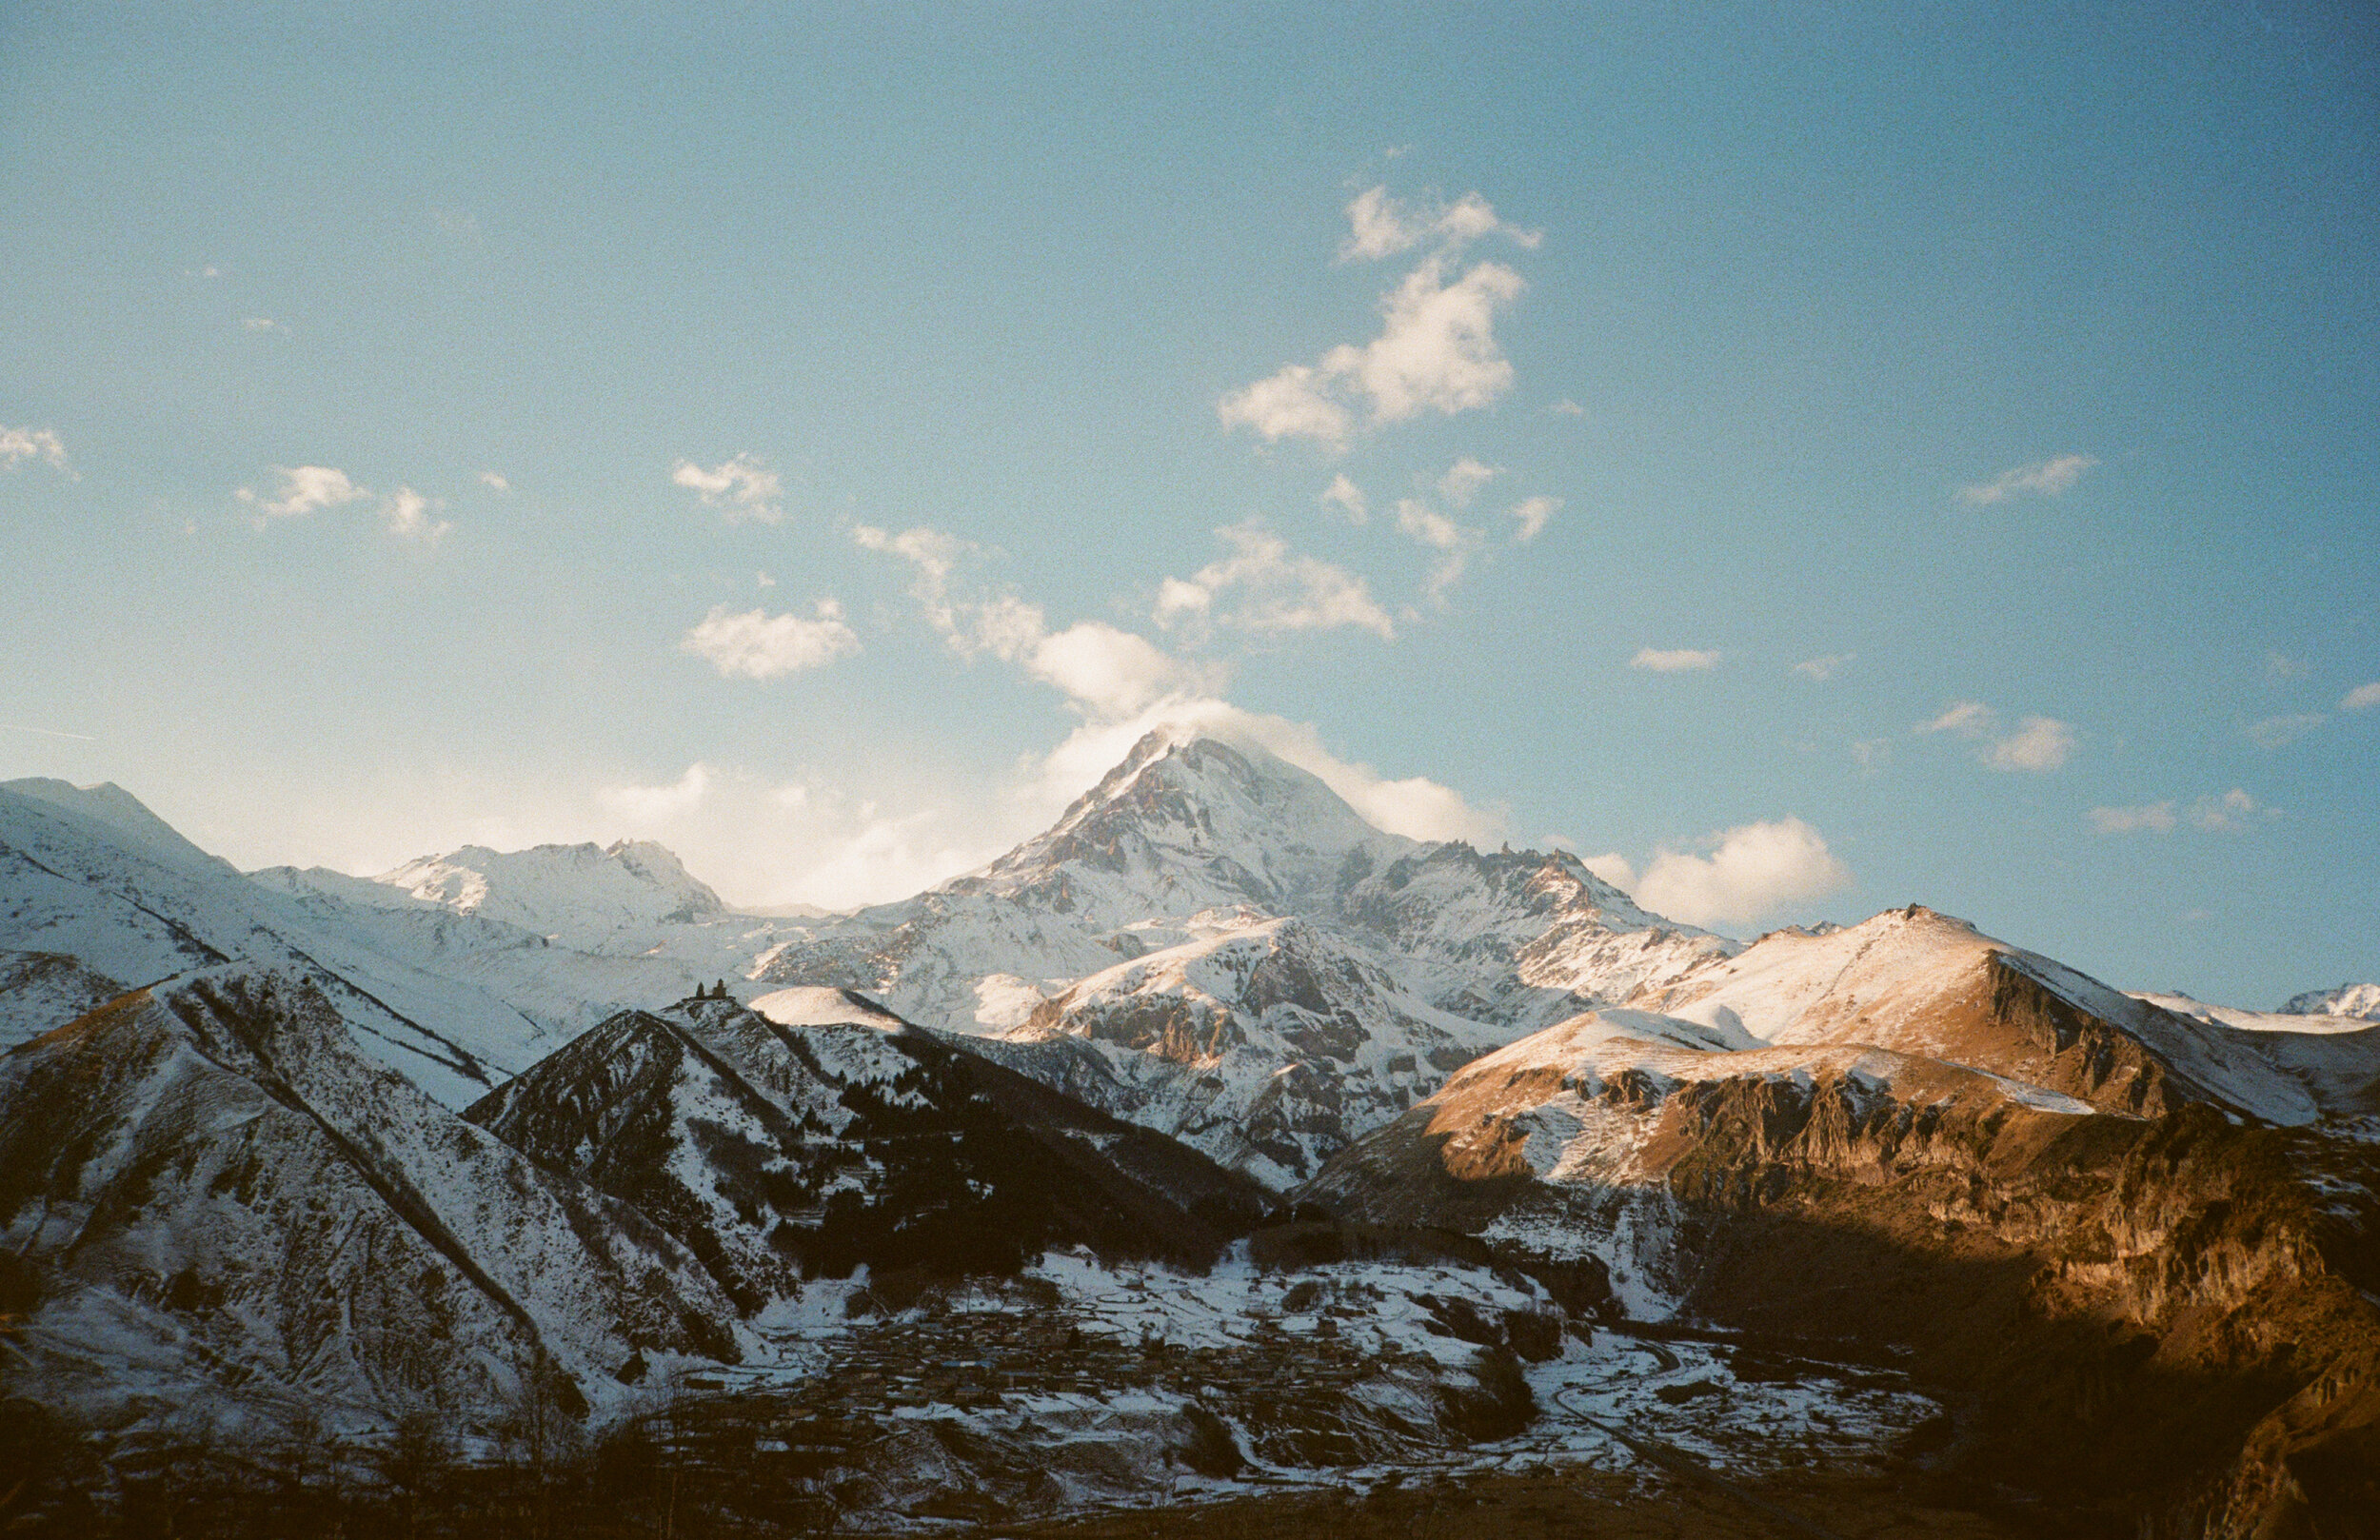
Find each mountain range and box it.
[3,729,2375,1534]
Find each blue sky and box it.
[3,2,2374,1005]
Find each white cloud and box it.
[1437,456,1498,508]
[2247,712,2326,749]
[1616,818,1853,931]
[680,601,860,680]
[671,452,783,523]
[1794,653,1854,681]
[1919,701,2073,770]
[1157,521,1396,639]
[1580,852,1636,890]
[599,763,710,824]
[0,426,71,476]
[1334,258,1527,424]
[1631,647,1720,673]
[1220,256,1527,449]
[1983,715,2075,772]
[1025,622,1219,721]
[969,594,1046,662]
[237,464,368,522]
[1548,398,1586,418]
[380,487,452,545]
[2090,801,2177,836]
[853,523,972,641]
[479,471,510,492]
[1394,499,1479,604]
[1216,365,1357,450]
[854,522,1220,719]
[2341,682,2380,712]
[1337,186,1539,265]
[2091,788,2272,836]
[2189,788,2269,831]
[1849,739,1890,775]
[241,317,283,333]
[2264,650,2310,682]
[1956,453,2099,506]
[1507,495,1558,544]
[1919,701,1994,737]
[1319,473,1368,524]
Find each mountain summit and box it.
[965,731,1408,920]
[754,731,1731,1181]
[374,839,728,938]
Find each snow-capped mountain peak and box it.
[373,837,726,938]
[2282,981,2380,1021]
[963,732,1410,914]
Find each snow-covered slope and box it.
[465,988,1272,1305]
[2282,981,2380,1021]
[255,838,813,1035]
[977,913,1504,1186]
[0,964,743,1434]
[0,781,541,1100]
[371,839,726,940]
[752,731,1738,1184]
[1629,905,2338,1124]
[2133,991,2380,1118]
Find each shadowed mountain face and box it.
[464,988,1274,1307]
[0,965,743,1433]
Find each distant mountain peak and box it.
[374,838,727,934]
[2282,982,2380,1020]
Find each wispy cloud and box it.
[1596,818,1852,931]
[1956,453,2098,506]
[857,523,1225,719]
[1983,715,2075,772]
[2341,681,2380,712]
[2188,787,2271,830]
[1394,498,1480,606]
[241,317,284,333]
[1508,494,1558,544]
[2089,800,2177,835]
[671,452,784,523]
[1156,520,1395,640]
[1337,185,1539,265]
[680,601,860,679]
[1631,647,1720,673]
[1794,653,1854,681]
[479,471,510,492]
[1918,701,2074,771]
[380,487,452,545]
[599,763,711,823]
[2092,788,2273,836]
[1319,473,1368,524]
[1918,700,1995,736]
[1547,398,1585,418]
[2246,712,2326,749]
[1436,456,1498,508]
[237,464,368,522]
[1,426,73,476]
